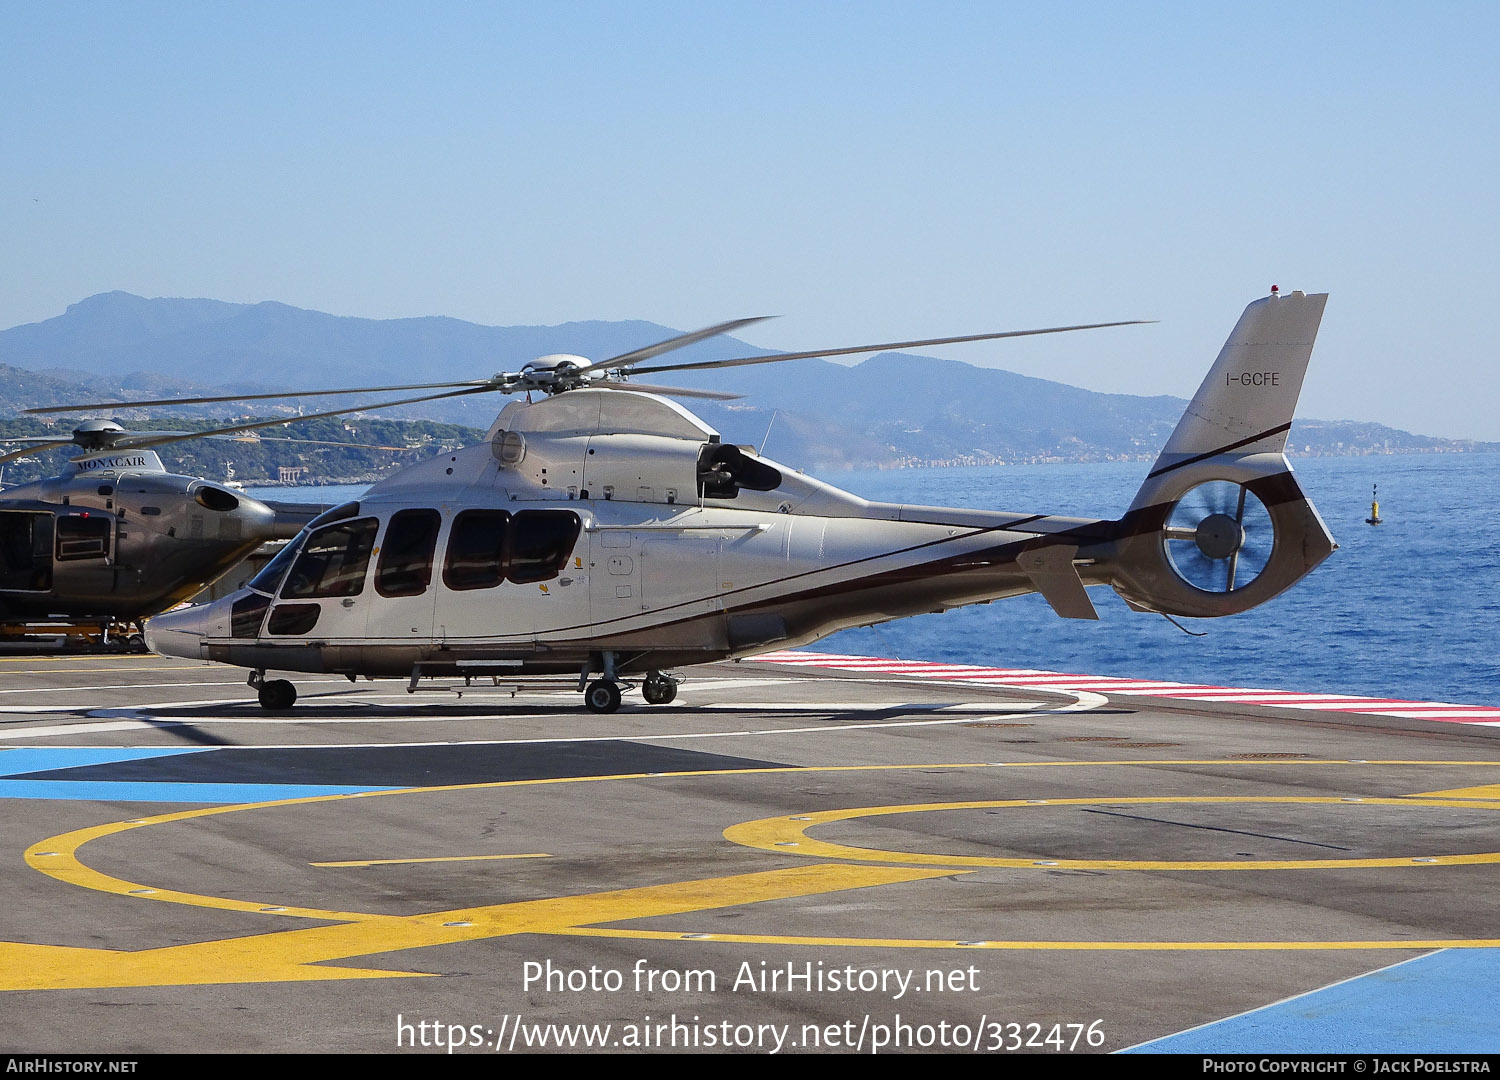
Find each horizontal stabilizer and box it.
[1017,544,1098,620]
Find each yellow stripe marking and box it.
[0,864,943,990]
[312,853,551,867]
[1410,784,1500,800]
[10,759,1500,990]
[725,796,1500,871]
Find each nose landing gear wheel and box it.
[584,679,623,714]
[641,671,678,705]
[257,679,297,711]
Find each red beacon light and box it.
[1270,285,1280,295]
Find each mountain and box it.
[3,293,1494,473]
[0,290,739,390]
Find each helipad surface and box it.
[2,650,1498,1054]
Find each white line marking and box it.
[0,709,1087,751]
[1113,950,1443,1053]
[754,652,1500,724]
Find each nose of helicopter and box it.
[144,599,222,659]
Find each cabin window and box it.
[281,517,378,599]
[376,509,441,597]
[443,509,509,591]
[507,510,581,584]
[55,515,111,562]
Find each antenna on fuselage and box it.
[759,410,779,456]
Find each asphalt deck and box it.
[2,649,1498,1055]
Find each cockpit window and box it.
[230,592,272,638]
[281,517,378,599]
[307,501,360,529]
[248,537,303,595]
[376,509,441,597]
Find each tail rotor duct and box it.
[1163,480,1274,593]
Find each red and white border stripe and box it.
[751,650,1500,725]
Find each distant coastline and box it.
[4,293,1494,481]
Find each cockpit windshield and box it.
[247,535,304,596]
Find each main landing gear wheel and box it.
[257,679,297,711]
[641,671,678,705]
[584,679,623,714]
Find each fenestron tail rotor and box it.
[1163,480,1274,593]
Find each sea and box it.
[249,451,1500,706]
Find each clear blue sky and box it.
[4,3,1498,438]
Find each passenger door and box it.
[265,516,379,642]
[367,508,442,644]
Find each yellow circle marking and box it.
[724,796,1500,870]
[24,761,1500,913]
[14,760,1500,980]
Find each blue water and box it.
[252,454,1500,706]
[822,453,1500,706]
[246,483,368,506]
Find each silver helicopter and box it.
[104,290,1329,711]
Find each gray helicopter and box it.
[0,419,396,636]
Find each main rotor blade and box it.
[222,436,420,451]
[593,379,743,400]
[626,320,1154,376]
[0,440,77,465]
[25,380,496,414]
[590,316,775,372]
[119,386,497,450]
[102,433,421,452]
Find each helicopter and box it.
[0,419,408,640]
[116,290,1331,712]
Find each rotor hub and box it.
[1194,512,1246,560]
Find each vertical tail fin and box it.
[1132,289,1327,508]
[1107,291,1336,618]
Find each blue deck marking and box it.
[0,747,210,777]
[1124,949,1500,1053]
[0,779,400,803]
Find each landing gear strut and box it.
[250,670,297,711]
[577,654,680,713]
